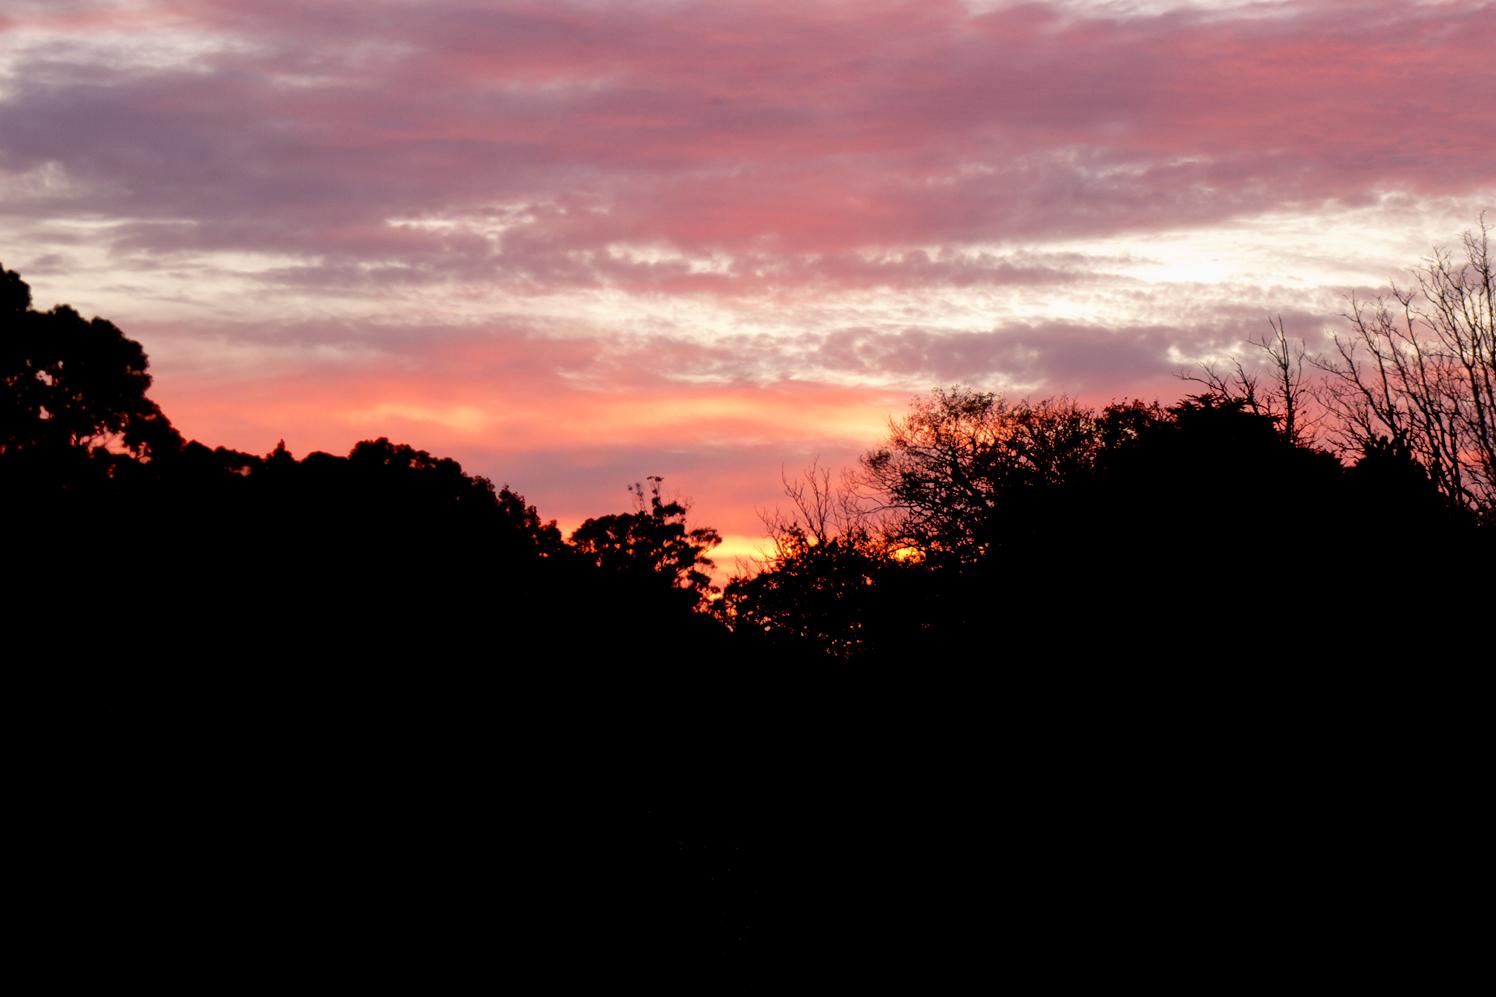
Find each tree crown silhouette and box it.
[571,476,722,608]
[1,263,180,462]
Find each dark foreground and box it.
[24,654,1478,989]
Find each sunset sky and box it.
[3,0,1492,567]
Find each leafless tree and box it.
[1313,215,1496,521]
[717,458,889,657]
[1183,315,1316,446]
[747,458,886,571]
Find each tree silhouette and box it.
[717,462,898,659]
[1,263,180,464]
[570,476,721,610]
[857,388,1118,564]
[1315,215,1496,522]
[10,256,1488,981]
[1184,315,1316,446]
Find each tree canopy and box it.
[1,263,180,464]
[571,476,722,611]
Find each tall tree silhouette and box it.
[1,262,180,464]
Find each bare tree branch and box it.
[1313,214,1495,521]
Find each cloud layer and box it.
[3,0,1493,548]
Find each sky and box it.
[2,0,1493,570]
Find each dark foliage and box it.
[8,262,1485,985]
[571,475,722,615]
[722,385,1488,662]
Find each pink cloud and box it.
[4,0,1490,267]
[6,1,1493,548]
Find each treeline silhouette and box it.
[720,387,1489,664]
[6,261,1485,983]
